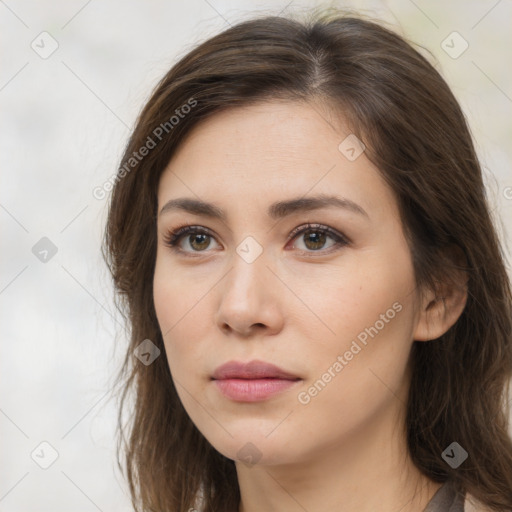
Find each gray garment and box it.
[423,480,465,512]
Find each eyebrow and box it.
[159,194,369,221]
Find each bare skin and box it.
[153,100,467,512]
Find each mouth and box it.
[211,359,302,402]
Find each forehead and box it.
[166,100,346,170]
[157,100,396,222]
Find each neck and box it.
[235,398,441,512]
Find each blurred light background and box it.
[1,0,511,510]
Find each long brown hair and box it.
[103,9,512,512]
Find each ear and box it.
[413,246,469,342]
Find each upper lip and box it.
[212,360,301,380]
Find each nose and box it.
[215,251,284,338]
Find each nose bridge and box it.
[215,237,281,335]
[225,239,270,300]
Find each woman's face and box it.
[153,100,424,466]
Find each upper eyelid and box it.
[288,223,349,242]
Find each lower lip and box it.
[213,378,300,402]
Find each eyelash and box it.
[162,223,350,258]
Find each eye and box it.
[162,224,219,256]
[287,223,350,254]
[162,222,350,257]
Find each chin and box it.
[201,426,302,467]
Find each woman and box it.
[104,9,512,512]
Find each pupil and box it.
[305,230,325,250]
[191,234,209,250]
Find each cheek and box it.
[298,250,416,354]
[298,249,417,395]
[294,291,416,450]
[153,258,217,386]
[153,262,195,358]
[153,251,207,331]
[317,265,416,390]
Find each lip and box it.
[211,360,302,402]
[212,360,300,380]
